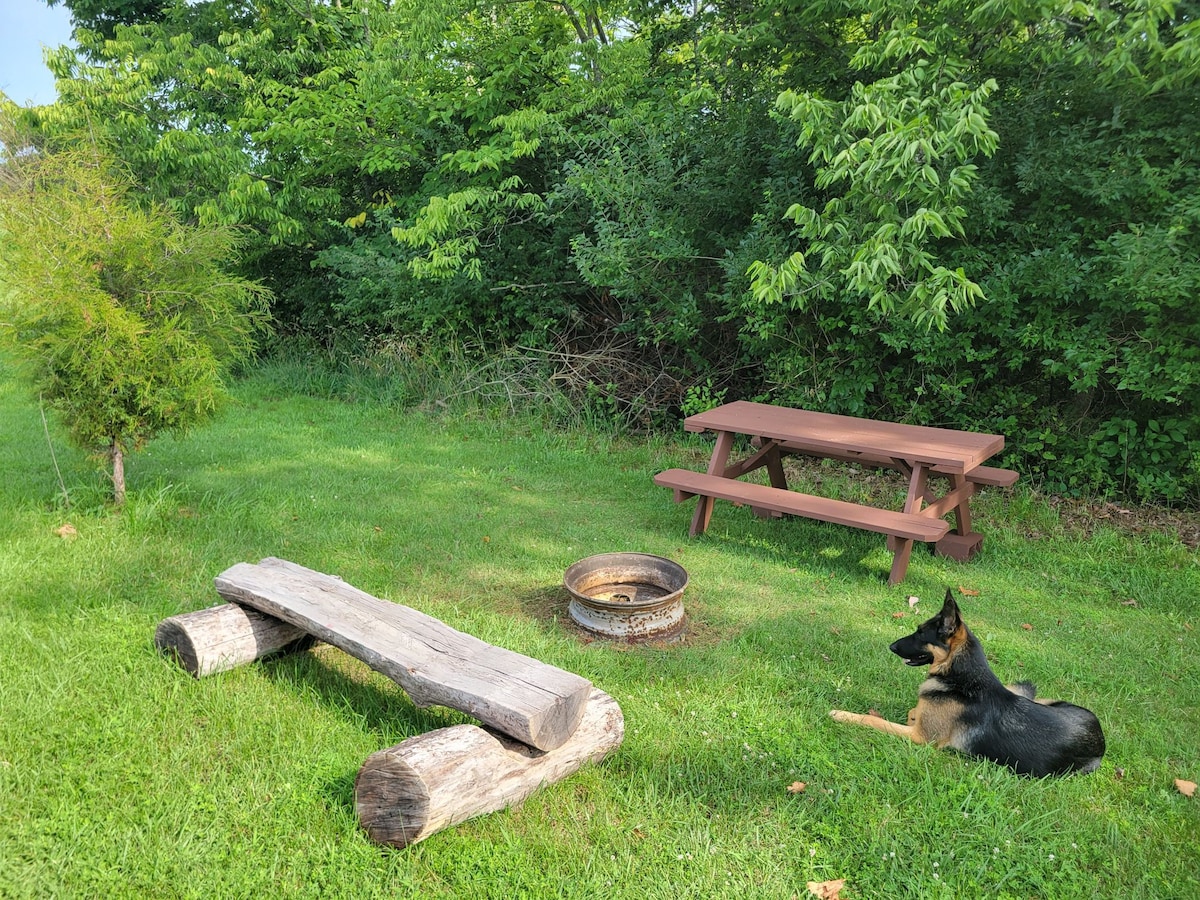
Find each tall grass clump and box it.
[253,333,692,433]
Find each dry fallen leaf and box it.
[787,781,807,794]
[1176,778,1197,798]
[54,523,77,539]
[807,878,846,900]
[1121,598,1138,607]
[1021,623,1034,631]
[958,586,981,596]
[891,611,905,619]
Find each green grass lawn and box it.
[1,358,1197,899]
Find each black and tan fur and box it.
[830,590,1105,777]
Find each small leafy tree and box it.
[0,109,271,505]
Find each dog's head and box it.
[889,589,965,669]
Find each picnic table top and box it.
[682,400,1004,475]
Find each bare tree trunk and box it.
[111,439,126,507]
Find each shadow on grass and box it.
[256,646,480,816]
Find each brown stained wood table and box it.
[653,400,1017,585]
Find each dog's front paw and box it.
[829,709,856,723]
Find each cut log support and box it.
[214,557,593,751]
[155,603,314,677]
[355,687,624,848]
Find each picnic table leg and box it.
[887,539,914,586]
[752,442,789,520]
[934,472,985,561]
[689,429,735,536]
[764,443,788,490]
[884,463,931,584]
[949,473,973,534]
[900,463,930,517]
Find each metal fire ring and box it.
[563,552,688,642]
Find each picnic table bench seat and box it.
[653,469,951,542]
[756,437,1019,488]
[962,465,1019,488]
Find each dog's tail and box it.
[1009,680,1037,699]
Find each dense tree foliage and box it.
[10,0,1200,501]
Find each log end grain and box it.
[155,616,205,677]
[354,725,474,848]
[538,681,592,750]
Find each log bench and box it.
[156,558,624,847]
[656,401,1017,584]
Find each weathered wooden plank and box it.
[155,603,314,677]
[213,558,592,751]
[355,687,624,848]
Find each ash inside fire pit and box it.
[563,553,688,642]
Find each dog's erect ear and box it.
[938,589,962,639]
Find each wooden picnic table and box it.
[653,400,1017,585]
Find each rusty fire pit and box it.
[563,552,688,642]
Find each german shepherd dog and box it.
[830,590,1105,776]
